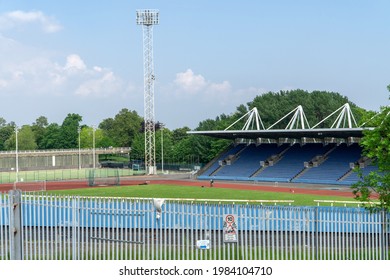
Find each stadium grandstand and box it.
[190,104,379,186]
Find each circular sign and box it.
[225,214,234,224]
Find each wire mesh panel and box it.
[87,169,120,187]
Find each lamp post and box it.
[78,127,81,170]
[15,126,19,182]
[92,125,96,169]
[161,123,164,174]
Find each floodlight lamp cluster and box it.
[136,9,159,25]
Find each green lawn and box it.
[46,184,359,206]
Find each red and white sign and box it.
[223,214,238,243]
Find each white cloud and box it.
[0,57,58,94]
[159,79,265,129]
[64,54,87,71]
[0,38,125,99]
[207,81,232,94]
[174,69,207,93]
[0,31,135,127]
[173,68,234,100]
[163,69,264,128]
[0,79,7,88]
[173,69,233,100]
[0,10,62,33]
[75,71,123,98]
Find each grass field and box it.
[46,184,359,206]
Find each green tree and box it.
[99,108,143,147]
[155,127,174,165]
[351,88,390,211]
[0,117,6,128]
[172,127,191,143]
[0,122,14,151]
[171,136,194,163]
[31,116,49,149]
[80,126,110,148]
[131,126,176,164]
[39,123,62,149]
[60,113,82,149]
[193,118,231,163]
[4,125,38,151]
[130,132,145,161]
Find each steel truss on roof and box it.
[188,103,375,143]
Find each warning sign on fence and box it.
[223,214,238,243]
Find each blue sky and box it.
[0,0,389,129]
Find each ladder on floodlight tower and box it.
[224,107,266,131]
[137,9,159,175]
[267,105,311,130]
[312,103,358,129]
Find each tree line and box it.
[1,87,387,209]
[0,90,375,165]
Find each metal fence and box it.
[0,168,138,184]
[1,190,389,260]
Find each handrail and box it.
[24,193,294,204]
[0,147,130,155]
[314,200,380,207]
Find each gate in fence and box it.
[1,190,389,260]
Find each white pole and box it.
[78,127,81,170]
[161,126,164,174]
[15,126,19,182]
[92,126,96,169]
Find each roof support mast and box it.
[193,103,368,143]
[224,107,265,131]
[268,105,311,130]
[312,103,358,129]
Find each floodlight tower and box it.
[137,9,159,175]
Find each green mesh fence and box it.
[0,168,134,184]
[87,169,120,187]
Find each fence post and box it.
[72,197,78,260]
[314,207,319,260]
[9,189,22,260]
[381,209,387,260]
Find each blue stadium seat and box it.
[293,143,363,185]
[213,143,285,179]
[255,143,332,182]
[198,142,373,186]
[200,143,246,177]
[340,165,380,184]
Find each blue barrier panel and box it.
[14,197,388,234]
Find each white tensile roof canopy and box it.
[188,103,374,141]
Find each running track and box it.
[0,176,356,198]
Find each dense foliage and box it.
[0,89,371,165]
[351,86,390,211]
